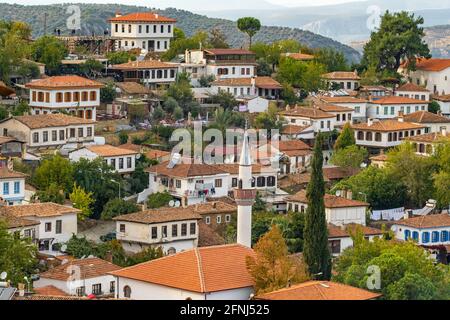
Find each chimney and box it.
[286,105,291,112]
[347,190,353,200]
[441,127,447,137]
[104,251,113,263]
[398,111,404,122]
[438,110,443,116]
[155,14,159,19]
[212,202,217,209]
[368,118,374,126]
[251,77,256,96]
[115,11,122,18]
[18,283,25,297]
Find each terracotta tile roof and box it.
[407,131,449,143]
[278,140,311,152]
[109,244,255,293]
[14,295,88,301]
[0,136,23,145]
[198,221,226,247]
[1,203,80,218]
[328,223,383,239]
[25,75,103,90]
[286,53,315,60]
[0,168,27,179]
[193,201,237,215]
[33,285,68,296]
[213,163,274,175]
[147,162,228,178]
[108,12,176,23]
[433,94,450,102]
[0,81,14,96]
[255,281,381,300]
[282,125,312,135]
[0,211,40,229]
[12,114,95,129]
[212,77,282,89]
[204,49,254,55]
[371,96,426,104]
[113,207,202,224]
[318,104,354,112]
[111,60,179,70]
[39,258,121,281]
[286,190,369,208]
[86,145,139,157]
[370,154,388,162]
[322,71,360,80]
[397,83,429,92]
[118,143,142,153]
[320,96,368,104]
[394,214,450,229]
[281,106,335,119]
[145,149,171,160]
[116,82,150,95]
[414,58,450,72]
[352,120,426,132]
[323,167,360,180]
[403,111,450,123]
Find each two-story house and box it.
[395,83,430,101]
[318,96,368,122]
[69,145,139,175]
[0,137,26,166]
[322,71,360,91]
[317,104,355,128]
[367,96,428,119]
[25,75,103,120]
[280,106,336,134]
[403,111,450,133]
[0,168,27,205]
[113,207,202,254]
[400,58,450,95]
[109,12,176,52]
[211,76,282,99]
[0,114,95,153]
[328,223,383,256]
[0,209,40,241]
[407,129,449,156]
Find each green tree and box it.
[11,100,30,116]
[0,106,8,120]
[101,198,139,221]
[314,48,349,72]
[163,97,179,113]
[387,272,438,300]
[100,81,116,104]
[331,145,368,169]
[361,11,430,75]
[428,101,441,114]
[334,123,356,150]
[162,31,209,61]
[33,154,73,194]
[254,105,283,133]
[173,106,184,120]
[303,134,332,280]
[209,28,229,49]
[34,182,65,204]
[198,74,215,87]
[209,91,238,110]
[152,106,165,123]
[81,58,103,77]
[280,83,298,105]
[256,58,272,76]
[69,183,94,221]
[106,51,137,65]
[173,27,185,41]
[165,73,194,113]
[31,35,67,74]
[237,17,261,48]
[246,225,309,295]
[118,131,128,145]
[147,192,173,209]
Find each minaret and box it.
[234,123,256,248]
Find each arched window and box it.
[432,231,440,243]
[123,286,131,298]
[357,131,364,140]
[375,133,382,142]
[422,232,430,244]
[267,176,276,187]
[257,177,266,187]
[404,230,411,241]
[366,132,373,141]
[441,231,449,243]
[412,231,419,242]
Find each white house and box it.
[237,96,269,113]
[352,118,427,151]
[317,104,354,127]
[322,71,360,91]
[145,162,231,206]
[34,258,121,297]
[211,77,282,100]
[286,190,369,226]
[395,83,430,101]
[109,12,176,52]
[391,214,450,246]
[0,210,40,241]
[400,58,450,95]
[111,60,179,90]
[433,95,450,118]
[407,129,449,156]
[1,203,79,252]
[113,207,201,254]
[367,96,428,120]
[0,168,27,205]
[25,75,103,120]
[319,96,369,122]
[109,244,255,300]
[280,105,336,134]
[0,114,95,153]
[328,224,383,256]
[403,111,450,133]
[281,124,315,141]
[69,145,139,174]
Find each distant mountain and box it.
[0,3,361,63]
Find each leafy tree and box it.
[15,60,40,82]
[152,106,165,123]
[256,58,272,76]
[101,198,139,221]
[118,131,128,145]
[0,106,8,120]
[280,83,298,105]
[253,193,267,212]
[303,134,332,280]
[162,31,209,61]
[69,183,94,221]
[173,27,185,41]
[163,97,179,113]
[428,101,441,114]
[127,159,150,194]
[165,74,194,113]
[11,100,30,116]
[334,123,356,150]
[361,11,430,75]
[173,106,184,120]
[198,74,215,87]
[209,91,238,110]
[246,225,309,295]
[100,81,116,104]
[237,17,261,48]
[254,105,283,133]
[80,58,103,78]
[33,154,73,194]
[125,246,164,266]
[277,58,326,92]
[106,51,137,65]
[34,182,65,204]
[31,35,67,74]
[331,145,368,169]
[209,28,229,49]
[0,221,38,286]
[314,48,349,72]
[147,192,173,209]
[387,272,438,300]
[433,171,450,209]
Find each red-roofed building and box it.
[395,83,431,101]
[400,58,450,95]
[322,71,360,90]
[368,96,428,120]
[109,12,176,52]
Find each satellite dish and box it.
[0,272,7,280]
[175,201,181,208]
[169,200,175,207]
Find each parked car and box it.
[100,232,117,242]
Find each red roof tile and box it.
[109,12,176,23]
[25,75,103,90]
[286,190,369,208]
[397,83,429,92]
[394,214,450,229]
[371,96,426,105]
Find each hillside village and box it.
[0,7,449,302]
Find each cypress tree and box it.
[303,133,332,280]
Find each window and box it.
[267,176,276,187]
[320,121,324,129]
[56,92,63,103]
[110,281,115,294]
[153,25,157,33]
[56,220,62,234]
[161,25,164,33]
[151,227,158,239]
[422,232,430,244]
[32,91,37,102]
[162,226,168,238]
[52,130,57,141]
[45,92,50,102]
[87,127,92,137]
[64,92,71,102]
[175,180,181,189]
[78,128,83,137]
[115,24,118,32]
[76,286,86,297]
[14,181,20,194]
[119,224,125,233]
[121,24,125,32]
[59,130,65,140]
[432,231,440,243]
[3,182,9,195]
[70,128,76,138]
[128,24,132,33]
[215,179,222,188]
[123,286,131,298]
[217,215,222,224]
[90,91,97,101]
[441,231,449,242]
[205,216,211,225]
[355,106,360,114]
[146,25,149,33]
[329,240,341,255]
[119,158,124,170]
[257,176,266,187]
[43,131,48,142]
[168,25,172,33]
[127,157,132,168]
[336,114,340,121]
[172,224,178,237]
[138,25,142,33]
[45,222,51,232]
[190,223,196,235]
[225,214,231,223]
[412,231,419,241]
[181,223,187,236]
[82,91,88,101]
[404,230,411,240]
[110,158,116,169]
